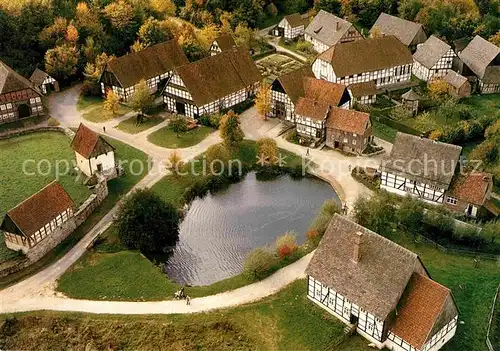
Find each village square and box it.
[0,1,499,350]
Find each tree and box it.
[130,40,147,52]
[255,84,271,120]
[130,80,153,115]
[310,199,341,234]
[204,144,231,173]
[167,151,184,175]
[151,0,176,17]
[45,44,79,81]
[315,0,342,14]
[489,31,500,46]
[219,110,244,149]
[266,3,278,17]
[481,221,500,244]
[428,78,450,102]
[104,90,120,115]
[370,26,383,38]
[117,189,180,253]
[233,22,255,47]
[398,0,423,20]
[470,139,499,165]
[243,247,276,281]
[103,0,134,29]
[138,17,172,47]
[169,115,188,137]
[275,231,298,258]
[65,24,79,43]
[257,137,278,166]
[396,196,425,234]
[39,17,68,48]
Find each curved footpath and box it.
[0,89,387,314]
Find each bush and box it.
[423,210,455,238]
[47,117,60,126]
[296,39,314,54]
[243,247,277,281]
[396,196,425,233]
[275,231,298,258]
[199,113,221,129]
[310,199,341,235]
[470,139,499,165]
[306,229,319,240]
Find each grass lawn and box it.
[76,95,103,111]
[147,125,214,149]
[462,93,500,118]
[115,116,164,134]
[372,118,398,142]
[82,104,132,123]
[3,280,374,351]
[0,135,149,289]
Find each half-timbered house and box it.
[348,81,377,105]
[272,13,306,40]
[380,133,462,205]
[326,108,372,154]
[312,36,413,89]
[442,71,471,98]
[163,47,261,118]
[458,36,500,94]
[99,40,188,101]
[304,10,363,53]
[269,67,351,132]
[370,13,427,51]
[71,123,117,179]
[210,34,237,56]
[0,60,44,125]
[29,68,59,95]
[412,36,456,81]
[1,181,74,253]
[306,214,459,351]
[444,171,497,218]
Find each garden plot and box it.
[257,54,304,84]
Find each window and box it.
[343,138,348,143]
[352,140,356,145]
[446,196,457,205]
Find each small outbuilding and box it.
[272,13,306,40]
[29,68,59,95]
[442,71,471,98]
[401,89,422,115]
[71,123,117,179]
[326,107,372,154]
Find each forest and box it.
[0,0,498,84]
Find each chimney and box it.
[336,21,340,31]
[352,231,363,263]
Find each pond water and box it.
[164,172,339,286]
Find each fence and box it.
[486,283,500,351]
[416,234,500,261]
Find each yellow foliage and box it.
[254,84,271,120]
[167,151,184,175]
[65,24,79,42]
[150,0,176,17]
[489,31,500,47]
[104,90,120,115]
[257,138,278,166]
[429,129,443,140]
[428,78,450,102]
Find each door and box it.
[349,314,359,325]
[176,101,186,115]
[334,141,340,148]
[96,163,103,173]
[274,101,286,119]
[18,104,31,118]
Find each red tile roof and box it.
[303,77,347,106]
[295,97,330,121]
[390,273,456,349]
[448,171,492,206]
[71,124,114,158]
[4,181,74,237]
[326,107,370,135]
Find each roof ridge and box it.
[396,132,462,151]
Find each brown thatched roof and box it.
[370,13,426,46]
[306,214,427,320]
[381,133,462,188]
[318,36,413,77]
[326,107,370,135]
[443,71,468,89]
[104,40,188,89]
[348,81,377,97]
[0,60,39,95]
[71,123,115,159]
[283,13,305,28]
[1,181,74,238]
[214,33,237,51]
[174,47,261,106]
[390,273,458,349]
[276,66,315,104]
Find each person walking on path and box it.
[103,126,106,133]
[186,296,191,305]
[306,148,310,156]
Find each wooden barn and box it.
[442,71,471,98]
[412,35,456,82]
[99,40,188,101]
[71,123,117,179]
[163,47,261,118]
[1,181,74,253]
[312,36,413,89]
[0,60,44,124]
[272,13,306,40]
[29,68,59,94]
[306,214,459,351]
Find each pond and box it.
[164,172,339,286]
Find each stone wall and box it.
[0,125,72,140]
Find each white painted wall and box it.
[75,151,115,177]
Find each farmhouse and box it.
[99,40,188,101]
[0,60,44,124]
[269,67,351,129]
[458,35,500,94]
[442,71,471,98]
[412,35,456,81]
[380,133,462,205]
[326,108,372,154]
[347,81,378,105]
[29,68,59,94]
[272,13,306,40]
[304,10,363,53]
[306,214,458,351]
[163,47,261,118]
[312,36,413,88]
[210,33,237,56]
[71,123,117,179]
[1,181,74,253]
[370,13,427,51]
[445,171,496,218]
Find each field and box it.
[0,134,149,288]
[257,54,304,84]
[2,280,373,351]
[115,116,164,134]
[147,125,214,149]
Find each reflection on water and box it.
[164,172,339,286]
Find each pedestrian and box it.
[103,126,106,133]
[186,295,191,305]
[306,148,310,156]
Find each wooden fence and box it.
[416,234,499,261]
[486,283,499,351]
